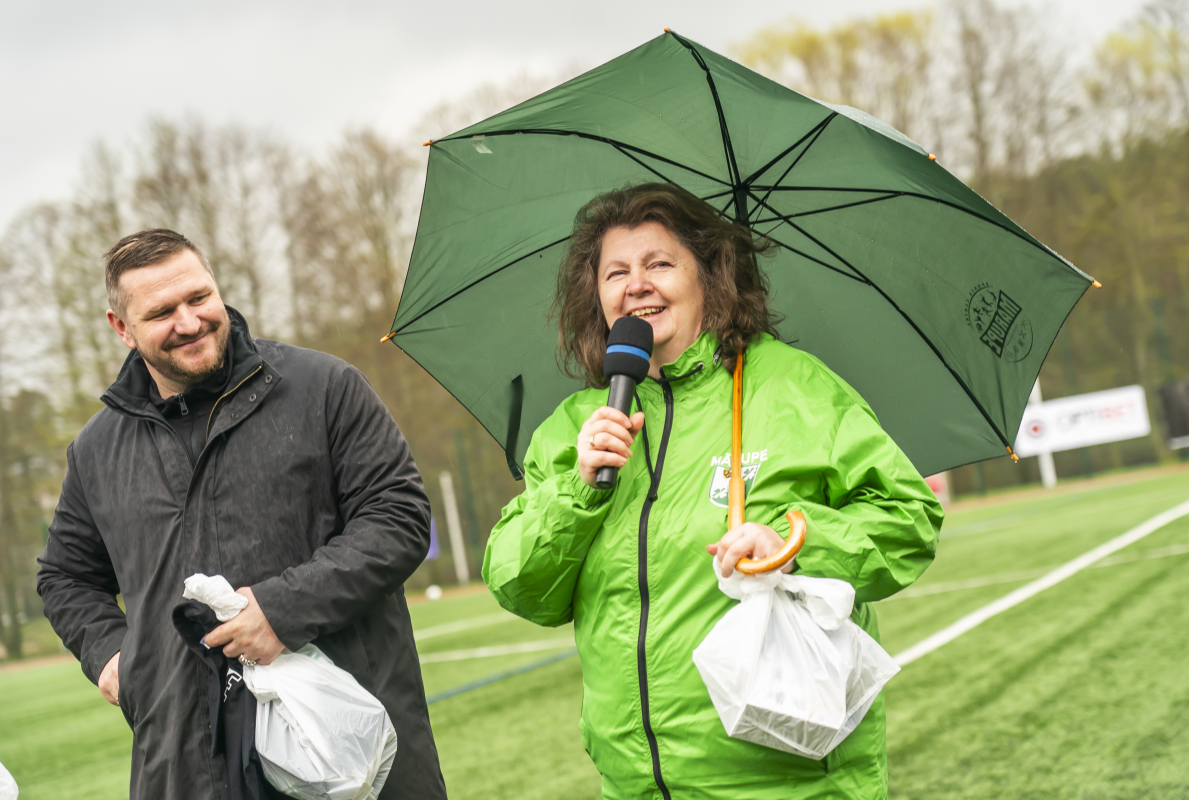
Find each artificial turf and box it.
[0,469,1186,799]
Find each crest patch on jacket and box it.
[707,450,767,508]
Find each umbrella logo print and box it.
[966,283,1033,362]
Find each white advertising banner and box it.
[1013,385,1151,457]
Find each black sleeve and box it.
[251,365,431,650]
[36,443,127,684]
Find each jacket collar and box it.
[102,306,264,418]
[642,328,722,397]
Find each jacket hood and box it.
[102,306,263,417]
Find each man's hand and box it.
[203,587,285,666]
[707,522,795,578]
[99,651,120,705]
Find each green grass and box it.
[1,471,1187,799]
[0,663,132,799]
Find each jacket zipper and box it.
[205,365,262,442]
[637,371,675,800]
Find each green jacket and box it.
[483,333,942,800]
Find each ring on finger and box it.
[238,654,257,667]
[588,435,597,448]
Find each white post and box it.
[439,471,470,584]
[1029,381,1058,488]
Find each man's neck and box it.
[147,364,189,400]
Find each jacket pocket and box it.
[116,649,136,730]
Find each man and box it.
[37,229,447,799]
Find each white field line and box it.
[882,542,1189,602]
[884,567,1052,599]
[893,498,1189,667]
[413,611,517,642]
[419,638,576,664]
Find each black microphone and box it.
[596,316,654,489]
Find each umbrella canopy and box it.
[388,31,1094,479]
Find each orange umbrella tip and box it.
[928,153,937,161]
[1092,279,1102,288]
[1006,446,1019,462]
[380,332,396,344]
[664,27,671,33]
[423,140,433,147]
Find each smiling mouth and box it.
[168,332,209,351]
[628,307,665,318]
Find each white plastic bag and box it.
[0,759,17,800]
[244,646,398,800]
[182,573,249,621]
[692,559,899,760]
[182,573,397,800]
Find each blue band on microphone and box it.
[606,344,650,361]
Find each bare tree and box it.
[736,12,938,146]
[1089,0,1189,152]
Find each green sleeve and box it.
[482,407,614,627]
[793,403,943,604]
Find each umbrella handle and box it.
[727,348,807,574]
[737,510,807,575]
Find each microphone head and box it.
[604,316,654,384]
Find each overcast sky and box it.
[0,0,1145,233]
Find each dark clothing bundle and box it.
[172,600,284,800]
[37,308,447,800]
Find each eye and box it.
[649,260,673,270]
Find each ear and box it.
[106,310,137,350]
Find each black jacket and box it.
[37,309,446,800]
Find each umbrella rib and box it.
[750,192,902,226]
[611,144,690,188]
[764,235,870,284]
[386,342,529,475]
[668,32,746,221]
[742,113,837,186]
[391,234,572,336]
[701,188,735,202]
[439,128,731,187]
[749,185,1088,278]
[748,114,838,221]
[747,189,1014,450]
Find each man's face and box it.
[106,249,230,395]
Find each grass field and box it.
[2,468,1187,799]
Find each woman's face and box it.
[598,221,705,375]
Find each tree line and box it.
[735,0,1189,493]
[0,1,1186,658]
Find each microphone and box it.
[596,316,654,489]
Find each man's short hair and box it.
[104,229,213,317]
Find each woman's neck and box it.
[648,329,703,379]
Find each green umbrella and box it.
[387,31,1095,479]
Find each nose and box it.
[625,265,651,297]
[174,304,203,337]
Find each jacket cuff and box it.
[566,469,613,510]
[84,628,127,685]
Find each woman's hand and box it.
[707,522,794,578]
[578,407,645,488]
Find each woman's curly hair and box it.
[553,182,779,387]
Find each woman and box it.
[482,183,942,800]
